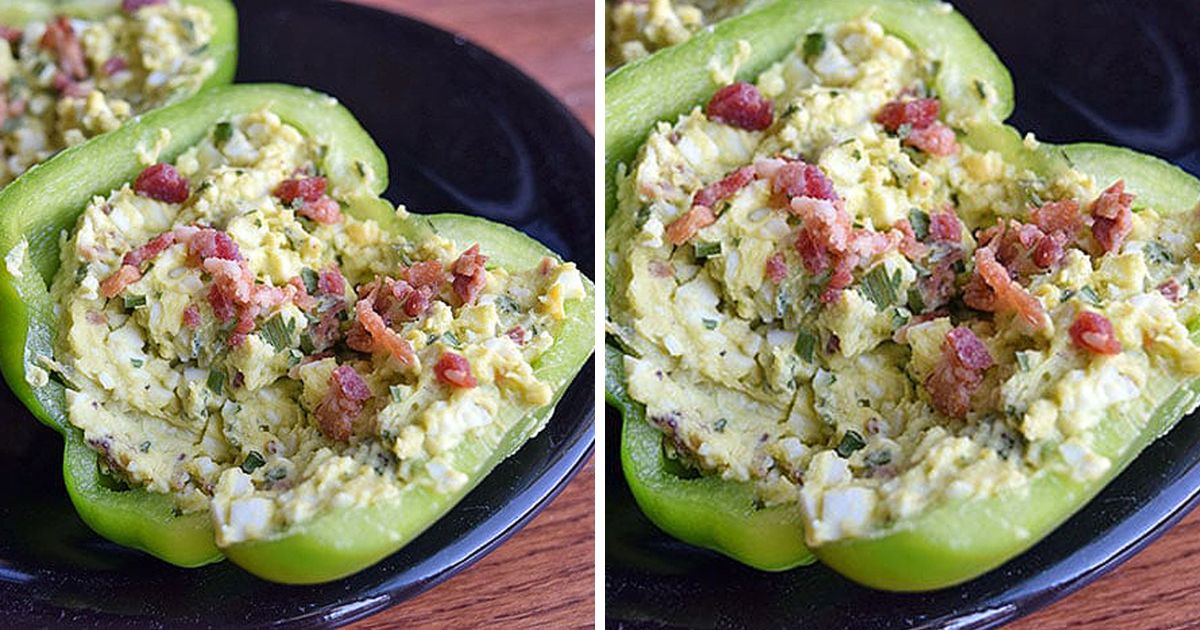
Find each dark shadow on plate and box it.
[605,0,1200,627]
[0,0,594,626]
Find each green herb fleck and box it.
[266,467,288,481]
[794,330,817,363]
[1016,351,1032,372]
[301,267,319,294]
[895,122,913,140]
[974,79,988,100]
[390,385,404,403]
[802,32,827,62]
[866,449,892,467]
[123,294,146,310]
[138,441,151,453]
[714,418,728,433]
[861,265,898,309]
[442,331,461,347]
[693,241,721,259]
[206,369,225,395]
[240,451,266,474]
[260,314,295,353]
[214,121,233,144]
[908,208,930,240]
[836,430,867,458]
[1143,241,1173,266]
[1078,285,1102,306]
[702,318,718,330]
[129,358,144,368]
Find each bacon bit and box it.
[1159,278,1184,303]
[434,352,477,388]
[274,176,327,205]
[182,304,201,329]
[122,232,175,268]
[917,260,958,312]
[1031,199,1082,235]
[406,260,447,290]
[925,327,993,418]
[102,56,128,76]
[52,72,92,98]
[310,307,345,352]
[1090,180,1134,254]
[505,325,527,345]
[693,165,757,209]
[207,282,237,322]
[100,264,141,298]
[353,298,416,366]
[895,219,929,260]
[929,209,962,243]
[122,0,168,11]
[0,26,22,45]
[288,277,320,311]
[1070,311,1122,355]
[134,164,190,204]
[40,16,87,80]
[705,82,774,131]
[905,122,959,156]
[539,257,555,276]
[875,98,940,132]
[186,228,241,264]
[452,244,488,306]
[318,266,347,296]
[765,253,788,283]
[1031,231,1067,268]
[966,246,1048,331]
[296,196,343,224]
[665,205,716,246]
[313,364,372,442]
[772,160,838,204]
[820,257,855,304]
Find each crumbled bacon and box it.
[905,123,959,156]
[917,260,958,312]
[788,194,898,303]
[1031,231,1067,268]
[274,176,327,205]
[207,281,237,322]
[318,266,347,296]
[435,352,477,388]
[40,16,87,80]
[122,232,175,268]
[186,227,242,263]
[288,277,320,311]
[352,298,416,366]
[182,304,201,329]
[693,165,757,209]
[705,82,774,131]
[765,253,788,283]
[964,245,1048,331]
[313,364,372,442]
[875,98,940,132]
[102,56,128,76]
[122,0,168,11]
[1069,310,1121,355]
[451,244,488,306]
[1159,278,1184,303]
[894,219,929,260]
[1090,180,1134,254]
[772,160,838,204]
[929,208,962,243]
[100,264,141,298]
[0,26,22,45]
[505,325,527,345]
[296,197,343,224]
[924,326,993,418]
[406,260,447,290]
[51,72,92,98]
[1031,199,1082,235]
[134,164,190,204]
[665,205,716,246]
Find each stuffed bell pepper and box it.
[606,0,1200,590]
[0,0,236,187]
[0,83,595,584]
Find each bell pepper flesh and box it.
[606,0,1200,590]
[0,84,596,582]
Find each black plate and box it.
[606,1,1200,627]
[0,0,594,626]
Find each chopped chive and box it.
[835,430,867,458]
[794,330,817,363]
[908,208,930,240]
[287,349,303,368]
[266,467,288,481]
[206,369,224,395]
[390,385,404,403]
[138,440,151,453]
[861,265,898,309]
[714,418,728,433]
[129,358,144,368]
[895,122,913,140]
[866,449,892,466]
[1078,286,1102,306]
[1143,241,1173,266]
[214,121,233,144]
[974,79,988,100]
[442,331,460,347]
[802,32,826,62]
[260,314,294,353]
[300,267,319,294]
[702,318,718,330]
[240,451,266,474]
[693,241,722,259]
[1016,351,1032,372]
[123,294,146,310]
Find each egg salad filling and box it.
[608,16,1200,545]
[48,109,586,545]
[606,0,751,70]
[0,0,216,186]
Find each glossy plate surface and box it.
[606,0,1200,627]
[0,0,594,626]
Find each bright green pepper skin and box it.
[0,84,596,583]
[606,0,1200,590]
[0,0,238,96]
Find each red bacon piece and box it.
[771,160,838,203]
[1031,231,1067,269]
[313,364,372,442]
[1069,311,1121,355]
[187,228,242,264]
[318,266,347,296]
[0,26,22,45]
[451,244,488,306]
[875,98,940,132]
[1090,180,1134,254]
[1031,199,1082,235]
[102,56,128,76]
[353,298,416,366]
[288,277,320,311]
[274,176,327,205]
[928,208,962,243]
[665,205,716,246]
[1159,278,1184,303]
[134,164,190,204]
[122,0,167,11]
[692,165,757,209]
[434,352,478,388]
[894,219,929,260]
[40,16,87,80]
[965,246,1048,331]
[296,197,343,224]
[182,304,201,329]
[505,325,527,345]
[905,122,959,156]
[705,82,774,131]
[122,232,175,268]
[924,326,993,418]
[100,264,141,298]
[406,260,446,290]
[765,253,788,283]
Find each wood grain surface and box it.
[342,1,595,628]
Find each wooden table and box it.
[343,1,594,628]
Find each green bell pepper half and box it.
[605,0,1200,590]
[0,0,238,97]
[0,83,595,583]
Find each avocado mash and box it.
[0,0,218,186]
[607,15,1200,548]
[49,108,586,546]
